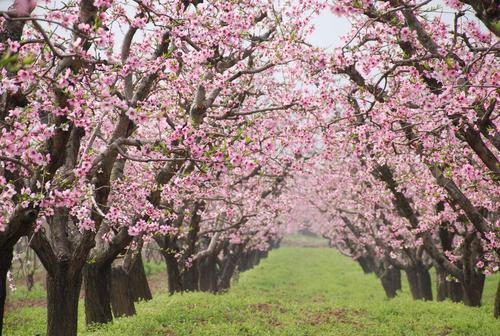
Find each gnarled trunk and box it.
[0,247,13,336]
[46,265,82,336]
[110,266,135,318]
[84,262,113,326]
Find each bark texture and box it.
[110,266,136,317]
[84,263,113,325]
[46,266,83,336]
[129,255,152,302]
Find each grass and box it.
[4,247,499,335]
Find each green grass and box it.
[143,260,166,276]
[4,247,499,335]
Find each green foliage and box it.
[0,51,35,72]
[4,247,500,335]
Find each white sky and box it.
[308,10,351,49]
[0,0,349,48]
[0,1,484,52]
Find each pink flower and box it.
[400,27,412,42]
[331,5,344,16]
[8,40,20,53]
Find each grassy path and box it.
[5,247,500,335]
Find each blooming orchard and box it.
[0,0,499,335]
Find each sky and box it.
[308,10,351,49]
[0,0,350,49]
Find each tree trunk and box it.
[238,252,251,272]
[435,266,463,302]
[405,264,433,301]
[260,250,268,260]
[448,281,463,303]
[436,266,447,302]
[129,255,152,302]
[380,266,400,299]
[356,255,374,274]
[462,271,485,307]
[405,267,421,300]
[162,252,182,294]
[0,247,13,336]
[218,249,242,291]
[251,250,260,267]
[198,254,218,292]
[494,280,499,318]
[110,266,135,318]
[391,266,402,292]
[84,262,113,326]
[181,260,199,292]
[416,263,433,301]
[46,265,82,336]
[381,275,396,298]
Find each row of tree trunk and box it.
[84,251,152,327]
[81,239,279,332]
[162,242,277,295]
[355,252,488,308]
